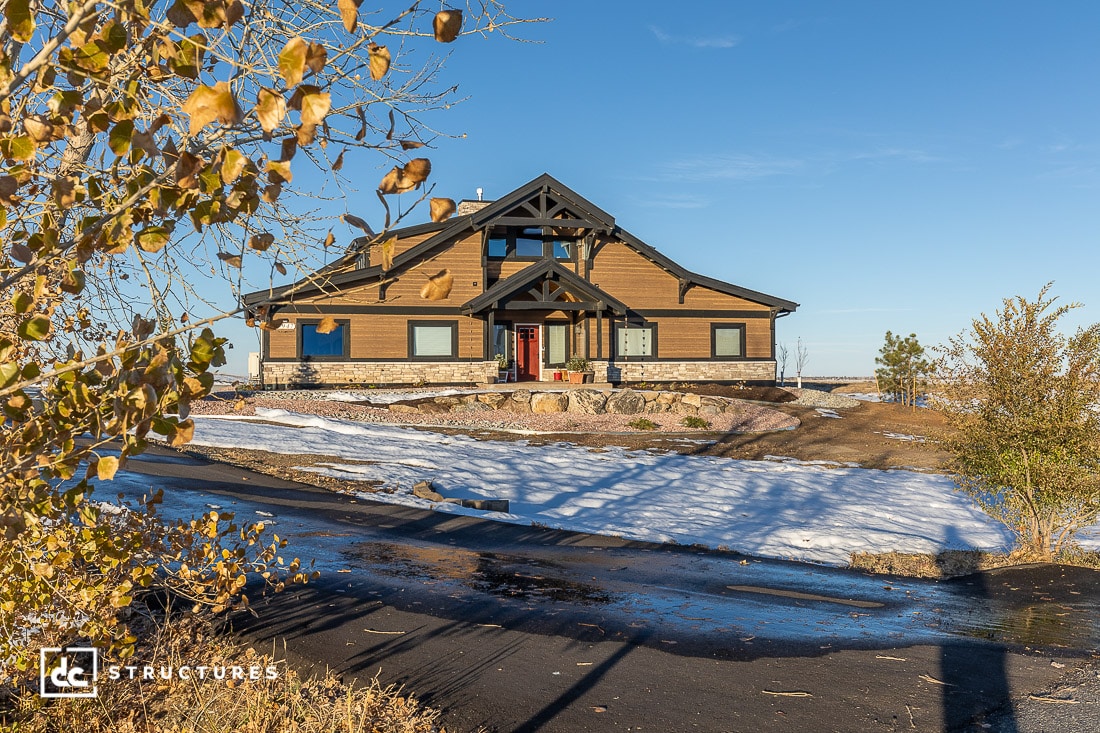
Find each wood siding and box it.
[588,241,773,312]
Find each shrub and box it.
[681,416,711,429]
[628,417,658,430]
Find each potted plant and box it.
[494,353,510,383]
[565,355,590,384]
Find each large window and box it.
[712,324,746,358]
[514,228,543,258]
[492,323,511,362]
[486,226,580,260]
[615,324,655,359]
[300,321,347,358]
[546,322,569,365]
[409,321,457,359]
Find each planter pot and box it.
[553,370,563,381]
[581,370,595,384]
[568,371,585,384]
[498,370,510,383]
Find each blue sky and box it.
[222,1,1100,378]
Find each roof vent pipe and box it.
[476,187,483,201]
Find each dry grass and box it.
[850,547,1100,578]
[1,604,441,733]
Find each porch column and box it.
[596,304,604,360]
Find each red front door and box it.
[515,325,540,381]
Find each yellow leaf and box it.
[337,0,362,33]
[135,226,172,253]
[220,148,248,183]
[379,237,395,271]
[169,419,195,447]
[315,316,339,334]
[332,148,345,171]
[299,90,327,126]
[430,197,456,222]
[278,37,308,88]
[306,42,327,74]
[266,159,292,184]
[433,10,462,42]
[4,0,35,42]
[255,88,286,135]
[323,231,335,247]
[97,455,120,481]
[420,269,454,300]
[182,82,241,136]
[368,43,391,81]
[249,232,274,251]
[296,122,317,146]
[217,251,243,268]
[404,157,431,184]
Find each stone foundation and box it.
[261,359,776,387]
[263,360,497,387]
[605,360,776,384]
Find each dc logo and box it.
[39,647,98,698]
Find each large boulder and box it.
[476,392,509,409]
[681,393,703,408]
[510,389,532,404]
[605,389,646,415]
[699,396,727,415]
[455,400,494,413]
[531,392,569,413]
[568,389,608,414]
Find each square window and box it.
[552,241,572,259]
[488,236,508,258]
[411,323,456,358]
[301,322,345,357]
[515,235,543,258]
[616,326,654,358]
[712,324,745,358]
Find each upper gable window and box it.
[514,228,543,258]
[486,227,580,261]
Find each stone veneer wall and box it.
[263,360,498,387]
[604,360,776,384]
[263,359,776,387]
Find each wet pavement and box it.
[109,445,1100,731]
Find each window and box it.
[492,323,511,361]
[546,322,569,365]
[488,236,508,258]
[712,324,746,358]
[514,228,543,258]
[409,322,457,359]
[615,324,655,359]
[300,321,347,358]
[552,240,572,260]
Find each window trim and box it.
[711,323,747,360]
[297,319,350,360]
[408,320,459,360]
[613,321,658,361]
[543,319,571,367]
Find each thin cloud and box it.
[634,193,711,209]
[649,25,740,49]
[652,153,805,183]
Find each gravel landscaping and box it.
[189,387,800,434]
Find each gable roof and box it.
[242,173,798,314]
[462,258,628,316]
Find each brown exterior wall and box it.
[588,242,772,314]
[261,229,787,386]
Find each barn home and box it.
[243,174,798,387]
